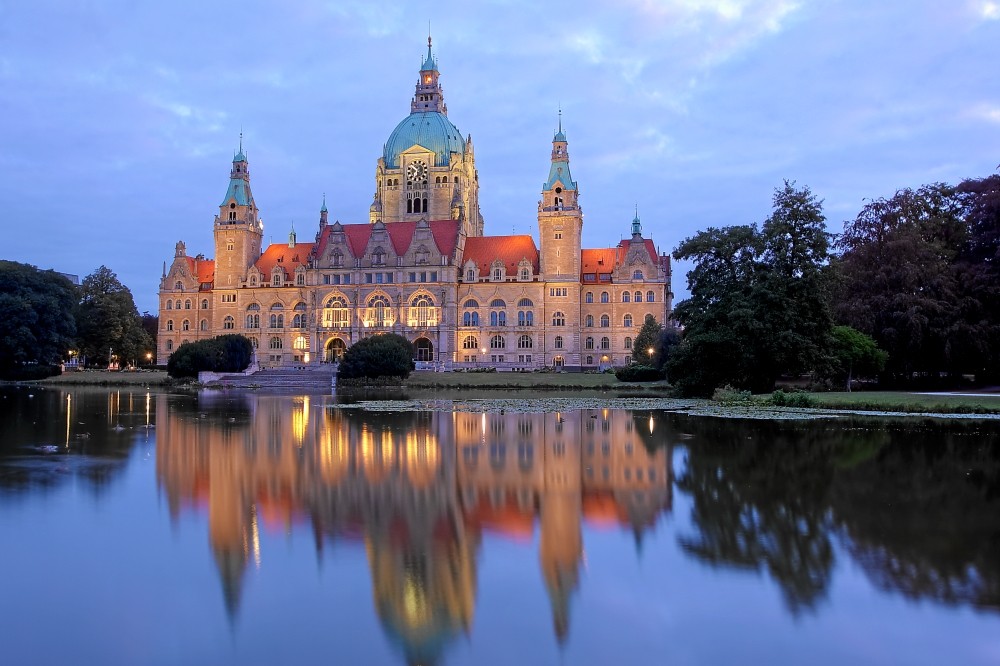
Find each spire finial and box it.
[558,105,562,134]
[239,126,243,153]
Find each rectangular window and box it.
[343,274,351,284]
[583,273,596,281]
[385,272,394,283]
[420,271,427,282]
[409,272,416,283]
[323,275,330,285]
[375,273,384,284]
[365,273,373,284]
[599,274,611,282]
[430,271,437,282]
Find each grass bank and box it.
[38,370,173,387]
[403,370,670,391]
[796,391,1000,414]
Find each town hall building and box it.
[158,39,672,371]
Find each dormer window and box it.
[296,273,305,286]
[466,268,475,282]
[272,273,281,287]
[373,247,386,266]
[519,267,529,281]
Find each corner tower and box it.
[374,38,484,236]
[213,141,263,289]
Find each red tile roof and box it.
[255,243,314,277]
[313,219,462,260]
[196,259,215,284]
[580,248,617,274]
[462,235,539,274]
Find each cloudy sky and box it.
[2,0,997,312]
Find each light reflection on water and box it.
[1,386,1000,665]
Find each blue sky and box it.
[2,0,997,312]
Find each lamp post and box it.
[481,347,486,368]
[145,352,153,367]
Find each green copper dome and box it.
[383,111,466,169]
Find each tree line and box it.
[0,262,154,379]
[659,173,1000,396]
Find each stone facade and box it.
[157,39,672,371]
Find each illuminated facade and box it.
[155,395,672,660]
[158,38,672,371]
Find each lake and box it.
[1,386,998,665]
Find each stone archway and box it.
[414,337,434,362]
[325,337,347,362]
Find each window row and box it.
[584,290,657,303]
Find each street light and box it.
[647,346,655,358]
[145,352,153,367]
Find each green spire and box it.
[632,205,642,236]
[554,107,566,142]
[320,193,328,213]
[421,34,437,71]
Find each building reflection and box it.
[155,395,672,662]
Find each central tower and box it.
[371,37,484,236]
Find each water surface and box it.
[1,386,998,665]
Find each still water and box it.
[1,386,998,665]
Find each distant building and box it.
[159,38,672,370]
[56,272,79,285]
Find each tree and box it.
[632,314,664,368]
[829,326,888,391]
[77,266,152,367]
[338,333,415,380]
[167,335,253,378]
[668,182,834,396]
[0,261,78,378]
[140,312,158,362]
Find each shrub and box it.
[338,333,415,380]
[711,385,754,406]
[167,334,253,378]
[770,389,819,408]
[6,363,62,381]
[614,364,663,382]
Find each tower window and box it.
[554,232,562,240]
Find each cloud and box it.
[976,1,1000,20]
[969,103,1000,124]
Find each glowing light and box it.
[65,394,72,447]
[648,414,655,435]
[250,504,261,569]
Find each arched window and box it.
[248,337,258,349]
[296,273,305,286]
[175,300,181,310]
[246,303,260,329]
[586,355,594,365]
[166,320,174,331]
[464,299,480,308]
[463,335,479,349]
[519,267,530,280]
[490,334,506,349]
[585,314,594,327]
[291,302,307,329]
[184,299,191,310]
[552,312,565,326]
[466,268,476,282]
[493,267,503,281]
[585,292,594,304]
[269,336,282,349]
[272,273,282,287]
[554,335,564,349]
[623,291,631,303]
[623,314,633,327]
[201,299,208,309]
[600,314,610,328]
[332,250,343,267]
[166,301,172,310]
[250,275,257,286]
[585,337,594,350]
[182,319,190,331]
[600,336,610,350]
[517,298,533,308]
[625,336,633,350]
[600,291,609,303]
[174,281,183,290]
[411,294,433,326]
[368,294,391,327]
[324,296,349,327]
[223,316,235,330]
[463,311,480,326]
[647,290,655,302]
[634,291,643,303]
[372,247,386,265]
[490,311,498,327]
[490,299,506,308]
[518,335,532,349]
[293,336,307,350]
[633,270,643,280]
[200,319,208,331]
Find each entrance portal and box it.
[325,338,347,362]
[414,337,433,362]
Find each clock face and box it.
[407,160,427,183]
